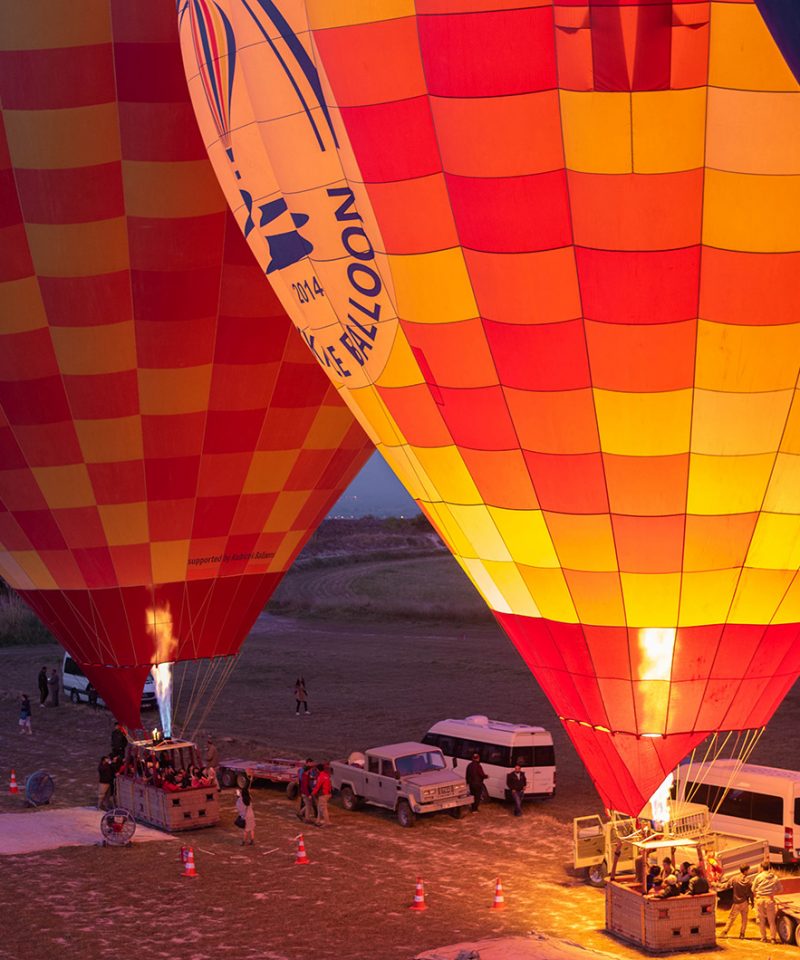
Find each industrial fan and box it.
[100,808,136,847]
[24,770,54,807]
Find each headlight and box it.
[421,788,435,802]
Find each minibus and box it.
[676,760,800,864]
[422,715,555,801]
[62,653,157,710]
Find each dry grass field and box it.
[1,533,799,960]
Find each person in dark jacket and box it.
[720,865,755,938]
[110,721,128,760]
[687,866,710,896]
[465,752,488,812]
[47,668,59,706]
[97,756,115,810]
[506,764,527,817]
[38,666,49,707]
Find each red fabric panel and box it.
[80,664,150,731]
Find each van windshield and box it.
[396,751,446,776]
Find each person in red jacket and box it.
[312,763,332,827]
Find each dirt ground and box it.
[1,605,800,960]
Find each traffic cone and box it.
[294,834,310,865]
[179,844,189,863]
[491,877,505,910]
[182,847,198,878]
[409,876,428,911]
[9,770,18,795]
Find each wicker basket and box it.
[115,777,220,832]
[606,879,717,953]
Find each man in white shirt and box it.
[751,860,783,943]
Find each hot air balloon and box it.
[179,0,800,814]
[0,1,370,730]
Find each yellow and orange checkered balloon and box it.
[0,1,369,727]
[180,0,800,813]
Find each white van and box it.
[62,653,157,710]
[676,760,800,865]
[422,715,555,801]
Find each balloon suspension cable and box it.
[682,727,766,814]
[169,654,240,745]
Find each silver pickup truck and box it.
[330,741,473,827]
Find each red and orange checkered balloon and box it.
[180,0,800,813]
[0,1,369,727]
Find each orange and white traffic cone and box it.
[179,844,189,863]
[182,847,198,878]
[294,834,310,865]
[9,770,18,795]
[409,876,428,911]
[490,877,505,910]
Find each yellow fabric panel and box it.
[709,1,798,93]
[99,503,149,547]
[566,571,626,626]
[378,444,429,501]
[348,385,404,448]
[31,464,94,510]
[545,512,618,572]
[243,450,298,495]
[678,569,740,627]
[460,557,513,615]
[0,554,35,591]
[764,454,800,514]
[0,0,110,50]
[50,323,137,377]
[74,416,143,464]
[620,573,681,628]
[594,389,692,456]
[559,91,632,174]
[687,453,773,514]
[779,391,800,455]
[487,507,560,568]
[447,503,512,562]
[728,567,794,624]
[632,88,706,174]
[703,169,800,253]
[123,160,227,219]
[263,490,307,531]
[150,540,189,585]
[411,446,481,505]
[306,0,414,28]
[138,366,212,416]
[24,219,129,277]
[3,105,120,169]
[773,573,800,624]
[517,565,579,623]
[303,406,354,450]
[388,249,478,324]
[691,389,791,455]
[0,277,47,334]
[423,501,469,558]
[268,529,304,573]
[746,513,800,570]
[484,560,541,618]
[696,321,800,392]
[707,90,800,176]
[375,326,424,389]
[683,514,755,572]
[9,551,57,591]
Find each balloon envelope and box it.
[179,0,800,813]
[0,1,370,728]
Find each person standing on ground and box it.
[47,668,59,707]
[294,676,309,715]
[506,763,526,817]
[37,667,49,707]
[19,693,32,734]
[752,860,783,943]
[299,760,317,822]
[110,721,128,761]
[97,756,115,810]
[236,787,255,845]
[721,865,755,938]
[313,762,332,827]
[465,752,488,812]
[205,737,219,772]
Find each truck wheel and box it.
[286,781,299,801]
[449,804,467,819]
[396,800,416,828]
[777,914,796,945]
[219,768,237,789]
[340,785,361,811]
[69,690,80,704]
[587,861,607,887]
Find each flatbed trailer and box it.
[773,877,800,945]
[217,757,304,797]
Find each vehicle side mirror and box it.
[453,757,457,768]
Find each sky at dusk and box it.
[328,451,419,518]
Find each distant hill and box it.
[328,451,419,518]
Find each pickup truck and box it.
[574,800,769,889]
[330,741,473,827]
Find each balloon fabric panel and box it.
[177,0,800,814]
[0,0,369,727]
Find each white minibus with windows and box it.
[676,760,800,865]
[422,715,555,802]
[62,653,157,711]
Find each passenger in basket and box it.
[752,860,783,944]
[652,875,681,899]
[676,861,692,892]
[687,866,710,896]
[720,865,755,939]
[646,864,662,893]
[659,857,674,883]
